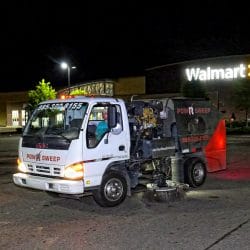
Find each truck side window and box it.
[87,104,123,148]
[87,105,109,148]
[96,110,108,141]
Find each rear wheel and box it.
[93,171,127,207]
[185,158,206,187]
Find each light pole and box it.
[61,62,76,89]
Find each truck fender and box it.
[183,152,206,168]
[103,161,131,196]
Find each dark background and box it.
[1,1,249,92]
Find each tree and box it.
[181,80,208,98]
[28,79,57,112]
[233,79,250,127]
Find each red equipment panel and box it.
[205,119,227,172]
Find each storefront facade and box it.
[146,54,250,121]
[0,91,28,127]
[0,77,145,128]
[57,76,145,99]
[2,54,249,128]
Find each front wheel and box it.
[93,171,127,207]
[185,158,207,187]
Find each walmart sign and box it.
[185,64,250,81]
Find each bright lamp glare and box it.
[61,62,68,69]
[64,162,84,180]
[17,158,27,173]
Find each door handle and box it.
[119,145,125,151]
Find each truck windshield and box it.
[23,102,87,141]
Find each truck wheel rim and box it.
[193,163,204,183]
[104,178,124,202]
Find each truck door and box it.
[83,103,129,186]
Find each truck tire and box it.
[184,158,206,187]
[93,171,127,207]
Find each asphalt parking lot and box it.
[0,134,249,249]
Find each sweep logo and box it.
[185,63,250,81]
[26,153,61,162]
[176,106,211,115]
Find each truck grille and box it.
[28,164,61,176]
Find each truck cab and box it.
[13,97,130,203]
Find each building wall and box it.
[0,92,28,127]
[115,76,145,95]
[146,65,182,94]
[0,102,6,126]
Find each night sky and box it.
[1,1,250,92]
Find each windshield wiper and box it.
[55,132,71,142]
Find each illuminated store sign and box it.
[185,64,250,81]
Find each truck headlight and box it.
[17,158,27,173]
[64,162,84,180]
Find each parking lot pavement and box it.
[0,133,250,249]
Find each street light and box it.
[61,62,76,89]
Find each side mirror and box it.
[108,105,117,129]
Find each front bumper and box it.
[13,173,84,194]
